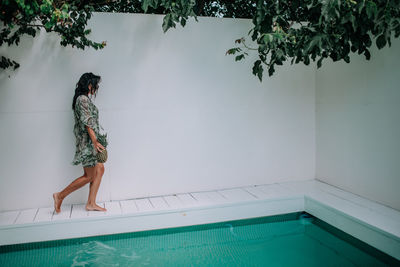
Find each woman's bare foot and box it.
[53,193,62,213]
[85,203,107,212]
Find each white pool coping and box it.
[0,179,399,260]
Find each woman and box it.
[53,72,108,213]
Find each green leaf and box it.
[62,3,69,11]
[365,1,377,20]
[317,57,323,68]
[252,60,263,81]
[304,56,310,65]
[306,35,322,53]
[349,15,357,31]
[357,1,365,14]
[235,54,245,61]
[44,21,53,29]
[40,4,50,14]
[267,65,274,77]
[61,10,69,19]
[258,68,264,81]
[180,18,186,27]
[162,13,175,32]
[364,49,371,60]
[263,34,273,44]
[376,34,386,49]
[276,49,284,60]
[142,0,150,12]
[226,48,240,55]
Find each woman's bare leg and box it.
[53,167,96,213]
[86,163,106,211]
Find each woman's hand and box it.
[86,126,105,153]
[94,141,105,153]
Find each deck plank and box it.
[88,203,106,217]
[204,191,229,204]
[278,181,315,196]
[176,193,199,207]
[190,192,213,205]
[163,195,183,209]
[120,200,138,214]
[148,197,169,210]
[34,207,54,222]
[217,188,257,202]
[135,198,154,212]
[70,204,88,219]
[0,211,20,226]
[104,201,122,216]
[52,205,72,221]
[14,209,38,225]
[257,184,294,198]
[243,186,270,199]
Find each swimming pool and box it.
[0,212,397,266]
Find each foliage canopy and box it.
[1,0,399,80]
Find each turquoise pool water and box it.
[0,212,397,266]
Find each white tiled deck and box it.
[0,179,399,260]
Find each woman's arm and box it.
[86,126,105,152]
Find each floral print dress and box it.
[72,95,108,167]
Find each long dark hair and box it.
[72,72,102,110]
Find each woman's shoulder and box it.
[76,94,90,101]
[76,95,91,105]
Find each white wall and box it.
[0,13,315,211]
[316,38,400,211]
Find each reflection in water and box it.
[70,241,141,267]
[299,213,314,225]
